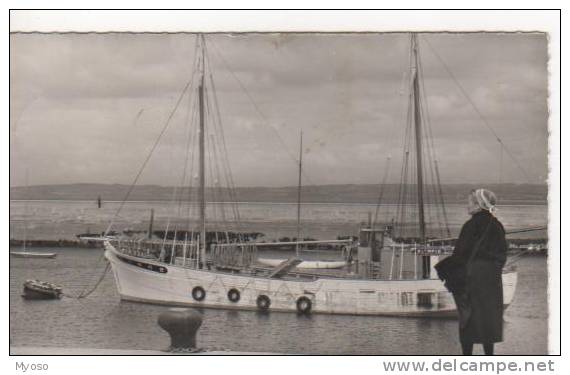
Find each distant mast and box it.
[411,33,428,279]
[148,208,154,240]
[296,130,303,257]
[23,170,28,252]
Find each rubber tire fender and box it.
[227,288,241,303]
[296,296,312,314]
[256,294,271,311]
[191,286,206,301]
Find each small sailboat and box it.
[257,131,347,270]
[10,251,57,259]
[10,174,56,259]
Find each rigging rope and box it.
[205,83,236,244]
[205,85,233,237]
[206,60,245,231]
[421,35,532,183]
[372,156,392,229]
[417,47,450,238]
[104,76,197,236]
[395,64,414,239]
[434,160,451,237]
[208,39,316,187]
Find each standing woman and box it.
[452,189,508,355]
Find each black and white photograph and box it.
[8,10,559,361]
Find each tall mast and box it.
[411,34,428,278]
[198,34,207,268]
[296,130,303,257]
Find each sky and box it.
[9,32,549,187]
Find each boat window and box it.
[400,292,412,306]
[417,292,433,307]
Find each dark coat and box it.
[452,210,507,344]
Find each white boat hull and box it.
[257,257,346,269]
[10,252,57,259]
[105,242,517,317]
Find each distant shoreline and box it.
[9,183,548,205]
[8,199,548,206]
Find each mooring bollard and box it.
[157,308,203,352]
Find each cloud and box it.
[10,32,549,186]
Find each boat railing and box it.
[111,238,199,262]
[211,242,257,269]
[110,238,261,269]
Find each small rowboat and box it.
[22,279,63,300]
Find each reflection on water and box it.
[9,248,547,354]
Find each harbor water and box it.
[9,249,548,355]
[9,200,549,354]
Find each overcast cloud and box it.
[9,32,548,187]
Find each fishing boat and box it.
[104,34,517,317]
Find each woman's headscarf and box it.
[469,188,497,215]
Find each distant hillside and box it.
[9,183,548,205]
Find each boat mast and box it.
[23,169,28,252]
[198,34,207,268]
[411,34,428,278]
[296,130,303,257]
[148,208,154,240]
